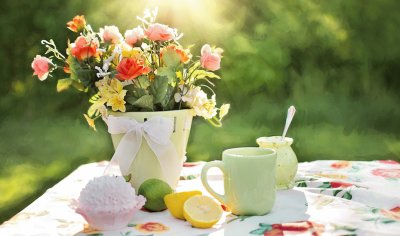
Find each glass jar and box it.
[256,136,298,190]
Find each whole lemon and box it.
[138,178,173,212]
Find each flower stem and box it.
[207,117,222,127]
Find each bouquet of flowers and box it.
[31,9,229,129]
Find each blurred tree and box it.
[1,0,400,223]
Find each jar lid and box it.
[256,136,293,147]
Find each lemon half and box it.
[164,191,202,219]
[183,195,223,228]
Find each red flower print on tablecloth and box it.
[135,222,169,233]
[381,206,400,221]
[183,162,201,167]
[251,221,324,236]
[378,160,399,165]
[331,161,351,169]
[330,181,353,188]
[371,169,400,178]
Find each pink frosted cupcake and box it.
[75,175,146,230]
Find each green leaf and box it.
[129,87,148,98]
[381,219,396,224]
[89,93,101,103]
[188,61,200,76]
[249,226,270,235]
[200,71,221,79]
[132,95,154,110]
[191,69,221,80]
[137,76,150,89]
[259,223,272,227]
[333,189,342,196]
[318,182,332,189]
[67,55,97,88]
[157,67,177,84]
[371,208,380,214]
[160,86,175,108]
[71,80,85,91]
[150,76,169,104]
[123,174,132,182]
[163,48,180,68]
[342,191,352,200]
[296,181,307,187]
[125,95,138,105]
[57,79,72,92]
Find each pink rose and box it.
[31,55,52,81]
[200,44,222,71]
[124,27,144,46]
[100,25,122,44]
[145,23,176,41]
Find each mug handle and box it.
[201,161,227,204]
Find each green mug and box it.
[201,147,277,216]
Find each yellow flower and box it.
[107,94,126,112]
[83,114,96,131]
[176,71,183,80]
[121,43,141,58]
[109,78,125,94]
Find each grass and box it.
[0,116,112,223]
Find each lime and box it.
[164,190,202,219]
[183,195,223,228]
[138,178,173,212]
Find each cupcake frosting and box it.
[77,175,146,213]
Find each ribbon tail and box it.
[144,135,182,187]
[104,130,143,176]
[103,157,123,176]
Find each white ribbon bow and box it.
[104,115,180,182]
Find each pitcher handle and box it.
[201,161,227,204]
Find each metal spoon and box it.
[281,105,296,141]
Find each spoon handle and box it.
[281,106,296,141]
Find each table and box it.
[1,160,400,236]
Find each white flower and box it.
[124,26,144,46]
[193,94,217,119]
[140,42,151,51]
[174,85,189,102]
[182,86,217,119]
[100,25,123,44]
[181,86,202,105]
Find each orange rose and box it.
[145,23,176,41]
[162,44,191,63]
[71,36,97,61]
[116,58,151,81]
[67,15,86,32]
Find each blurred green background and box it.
[1,0,400,223]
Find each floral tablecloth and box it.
[1,160,400,236]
